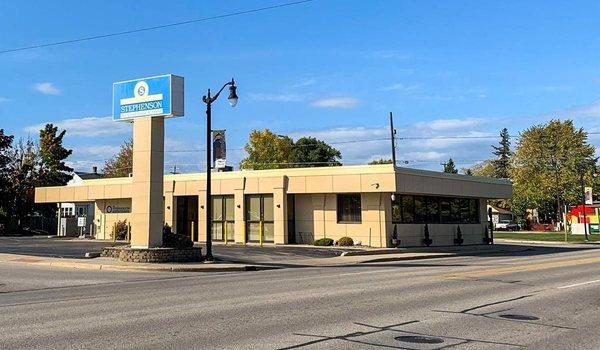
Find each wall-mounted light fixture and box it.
[390,193,396,201]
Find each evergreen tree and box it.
[103,139,133,178]
[37,124,73,187]
[492,128,511,178]
[443,158,458,174]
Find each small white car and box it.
[495,220,519,231]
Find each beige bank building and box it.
[35,164,512,248]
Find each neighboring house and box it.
[57,167,102,237]
[37,164,512,247]
[487,205,516,227]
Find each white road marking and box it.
[558,279,600,289]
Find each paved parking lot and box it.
[0,236,343,263]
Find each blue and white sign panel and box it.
[112,74,184,122]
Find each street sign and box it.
[77,216,86,227]
[112,74,184,121]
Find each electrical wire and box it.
[0,0,315,54]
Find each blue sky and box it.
[1,0,600,173]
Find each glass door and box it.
[211,195,235,242]
[245,194,274,243]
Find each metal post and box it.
[581,173,589,241]
[259,221,263,247]
[224,220,228,245]
[389,112,396,167]
[205,93,214,261]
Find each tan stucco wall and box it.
[94,199,132,240]
[294,193,389,246]
[34,164,512,247]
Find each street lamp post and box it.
[202,79,238,262]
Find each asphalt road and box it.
[2,244,600,349]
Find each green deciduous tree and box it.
[469,160,495,177]
[369,158,393,165]
[290,137,341,167]
[240,129,294,170]
[6,138,38,231]
[492,128,512,179]
[443,158,458,174]
[0,129,15,227]
[103,139,133,178]
[240,130,343,170]
[510,119,597,218]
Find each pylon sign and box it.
[113,74,184,121]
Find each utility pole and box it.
[389,112,396,167]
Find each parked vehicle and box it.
[495,219,520,231]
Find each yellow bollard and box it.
[259,221,263,247]
[242,221,246,245]
[126,222,131,242]
[191,221,195,242]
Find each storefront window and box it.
[393,194,480,224]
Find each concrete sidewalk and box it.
[0,250,459,273]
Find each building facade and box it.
[34,164,512,247]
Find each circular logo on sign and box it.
[134,81,149,98]
[106,205,113,213]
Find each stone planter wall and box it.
[101,247,202,263]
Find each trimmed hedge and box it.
[314,238,334,246]
[337,236,354,246]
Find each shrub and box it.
[337,236,354,246]
[159,223,193,248]
[111,220,129,241]
[314,237,334,246]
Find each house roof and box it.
[74,172,103,180]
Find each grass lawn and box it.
[494,231,600,242]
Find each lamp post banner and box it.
[212,129,226,169]
[113,74,184,121]
[585,187,593,205]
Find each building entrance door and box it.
[287,194,296,244]
[245,194,274,243]
[211,195,235,242]
[176,196,198,241]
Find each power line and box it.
[0,0,315,54]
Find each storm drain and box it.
[395,335,445,344]
[499,314,540,321]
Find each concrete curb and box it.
[495,238,600,245]
[36,260,265,272]
[354,253,455,264]
[0,254,267,273]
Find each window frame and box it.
[336,194,362,224]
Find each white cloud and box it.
[33,82,60,95]
[24,116,130,137]
[291,78,316,88]
[370,50,411,60]
[415,118,484,131]
[311,97,359,109]
[382,83,420,92]
[0,97,8,103]
[248,93,304,102]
